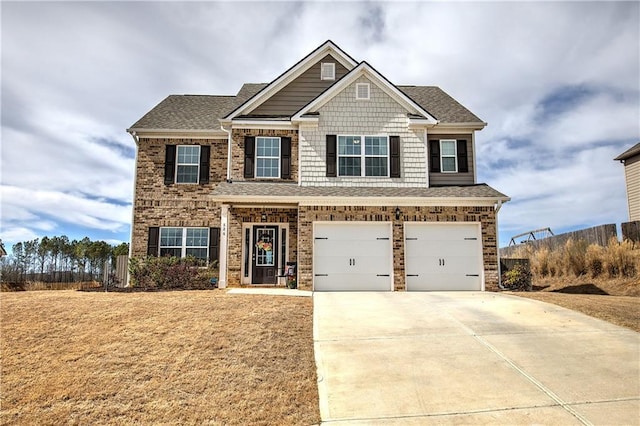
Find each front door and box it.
[252,226,278,284]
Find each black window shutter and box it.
[326,134,337,177]
[209,227,220,262]
[429,140,440,173]
[280,137,291,179]
[457,140,468,173]
[147,227,159,256]
[199,145,210,184]
[390,136,401,178]
[244,136,255,178]
[164,145,176,185]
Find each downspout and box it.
[494,200,506,290]
[221,125,232,181]
[219,125,233,288]
[126,129,140,287]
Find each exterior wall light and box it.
[395,207,401,221]
[261,213,267,222]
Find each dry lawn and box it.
[0,290,320,425]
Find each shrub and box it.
[585,244,605,278]
[563,238,588,277]
[501,263,532,291]
[531,247,551,277]
[129,256,216,290]
[604,237,637,278]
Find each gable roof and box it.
[224,40,358,120]
[292,61,438,124]
[128,84,266,131]
[615,143,640,162]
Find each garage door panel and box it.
[315,239,390,258]
[315,224,389,240]
[314,273,391,291]
[314,255,390,274]
[405,240,479,257]
[406,273,480,291]
[406,255,481,275]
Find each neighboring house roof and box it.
[211,182,509,204]
[615,143,640,162]
[398,86,484,124]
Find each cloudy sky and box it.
[2,1,639,251]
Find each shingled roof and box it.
[211,181,509,201]
[128,84,267,130]
[398,86,483,124]
[615,143,640,162]
[129,82,482,130]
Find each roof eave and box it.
[126,128,228,138]
[212,194,510,206]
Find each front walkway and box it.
[226,288,312,297]
[313,292,640,424]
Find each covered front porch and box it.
[220,204,298,288]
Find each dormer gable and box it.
[292,61,439,126]
[224,40,358,120]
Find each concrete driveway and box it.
[313,292,640,425]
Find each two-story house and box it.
[127,41,509,291]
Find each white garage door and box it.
[405,223,483,291]
[314,222,393,291]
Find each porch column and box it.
[219,204,229,288]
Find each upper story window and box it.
[243,136,291,180]
[338,135,388,177]
[164,144,210,185]
[256,137,281,178]
[356,83,370,100]
[321,62,335,80]
[176,145,200,183]
[440,140,457,173]
[159,227,209,261]
[428,139,469,174]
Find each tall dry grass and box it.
[508,237,638,280]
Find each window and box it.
[356,83,370,100]
[159,227,209,261]
[440,140,457,173]
[255,137,280,178]
[338,135,388,177]
[176,145,200,183]
[321,62,335,80]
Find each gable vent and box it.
[321,62,335,80]
[356,83,370,100]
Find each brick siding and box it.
[230,129,299,182]
[130,137,226,257]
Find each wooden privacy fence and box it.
[500,223,617,258]
[101,255,129,288]
[621,221,640,245]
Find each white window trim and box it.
[440,139,458,173]
[159,227,209,260]
[255,136,281,179]
[175,145,200,184]
[337,135,389,177]
[320,62,335,81]
[355,83,370,100]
